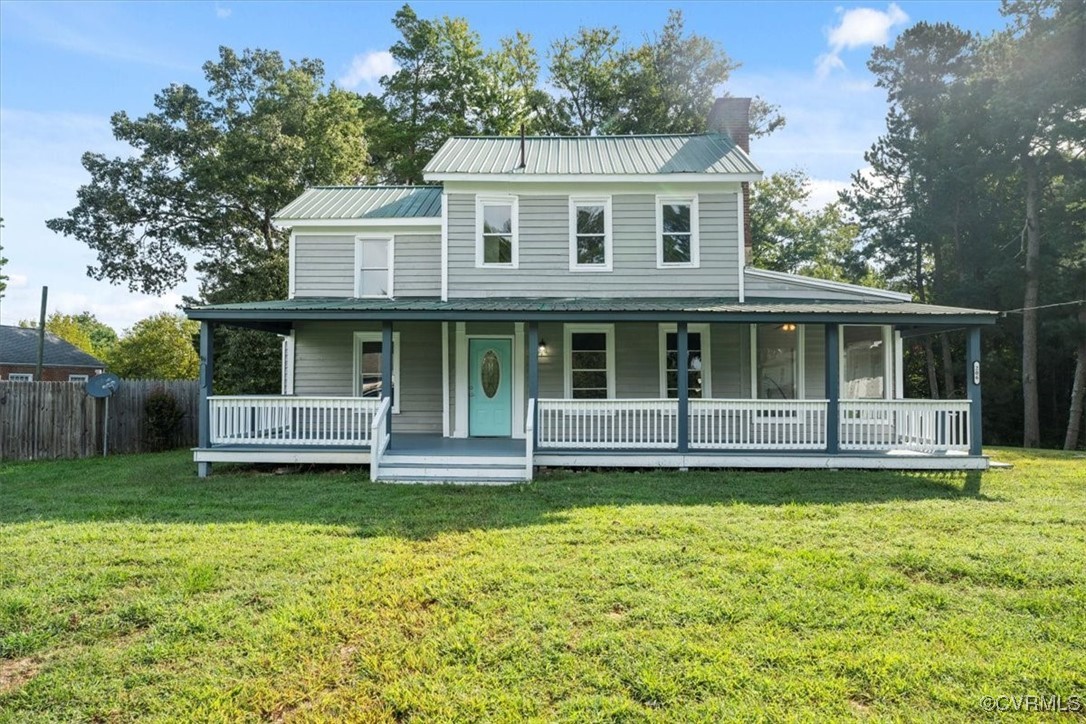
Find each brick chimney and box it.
[707,97,752,265]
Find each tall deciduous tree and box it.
[18,312,117,359]
[108,313,200,380]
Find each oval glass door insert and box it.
[481,350,501,398]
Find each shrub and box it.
[144,389,185,452]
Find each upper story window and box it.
[569,196,612,271]
[656,195,700,268]
[564,324,615,399]
[476,195,518,268]
[355,236,393,298]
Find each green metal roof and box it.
[186,297,997,327]
[423,134,762,177]
[274,186,442,221]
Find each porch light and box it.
[780,323,797,332]
[538,339,548,356]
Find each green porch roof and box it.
[423,133,762,178]
[274,186,442,222]
[186,297,998,328]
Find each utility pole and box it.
[36,286,48,380]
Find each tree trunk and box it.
[1064,306,1086,450]
[924,338,940,400]
[941,334,955,399]
[1022,155,1041,448]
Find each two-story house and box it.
[186,98,997,481]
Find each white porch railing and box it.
[525,399,536,481]
[208,396,380,446]
[370,397,392,481]
[840,399,971,453]
[537,399,678,449]
[689,399,829,450]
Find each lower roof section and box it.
[185,296,998,330]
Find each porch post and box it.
[527,321,539,446]
[382,320,393,437]
[966,326,983,456]
[198,321,214,478]
[825,323,840,455]
[677,322,689,453]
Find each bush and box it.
[144,389,185,452]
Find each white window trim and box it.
[563,323,616,399]
[353,235,395,298]
[475,194,519,268]
[656,194,700,269]
[568,195,613,272]
[353,331,401,413]
[8,373,33,382]
[749,324,806,399]
[68,374,89,383]
[839,324,893,401]
[658,324,712,399]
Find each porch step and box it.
[375,460,529,483]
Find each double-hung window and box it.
[569,196,612,271]
[476,195,518,267]
[353,331,401,412]
[659,324,711,398]
[355,236,393,297]
[564,324,615,399]
[656,195,700,268]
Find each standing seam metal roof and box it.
[423,134,762,176]
[274,186,442,221]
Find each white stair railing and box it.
[525,398,536,481]
[209,396,379,446]
[840,399,971,453]
[689,399,829,450]
[537,399,678,449]
[369,397,393,481]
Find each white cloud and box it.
[338,51,397,91]
[805,179,851,211]
[215,5,232,19]
[817,3,909,78]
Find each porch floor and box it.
[385,434,526,457]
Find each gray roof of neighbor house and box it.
[275,186,442,221]
[423,133,762,177]
[0,325,105,368]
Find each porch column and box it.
[677,322,689,453]
[198,321,214,478]
[382,320,393,437]
[966,326,983,456]
[527,321,539,446]
[825,323,840,455]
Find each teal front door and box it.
[469,338,513,437]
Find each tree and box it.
[0,217,8,321]
[108,313,200,380]
[19,312,118,359]
[547,26,627,135]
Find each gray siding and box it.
[293,321,442,433]
[745,270,901,302]
[293,232,441,297]
[447,193,740,297]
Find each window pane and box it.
[484,234,512,264]
[360,269,388,296]
[571,332,607,351]
[572,371,608,391]
[576,205,605,235]
[576,235,605,265]
[662,234,691,263]
[361,239,388,269]
[756,324,797,399]
[483,204,512,234]
[662,203,691,233]
[844,326,885,398]
[573,387,608,400]
[571,350,606,370]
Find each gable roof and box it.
[0,325,105,368]
[423,133,762,179]
[274,186,442,222]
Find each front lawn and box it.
[1,450,1084,721]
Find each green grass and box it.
[1,450,1084,721]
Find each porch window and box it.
[355,236,392,297]
[842,325,890,399]
[659,324,711,398]
[476,195,518,267]
[353,332,401,412]
[656,195,700,267]
[569,196,612,271]
[564,324,615,399]
[752,324,804,399]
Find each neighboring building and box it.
[187,97,996,481]
[0,324,105,382]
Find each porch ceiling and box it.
[185,296,998,328]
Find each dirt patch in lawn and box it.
[0,656,40,694]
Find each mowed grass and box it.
[1,450,1084,721]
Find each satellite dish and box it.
[86,372,121,398]
[85,373,121,458]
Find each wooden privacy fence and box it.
[0,380,199,461]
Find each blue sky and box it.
[0,1,1006,330]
